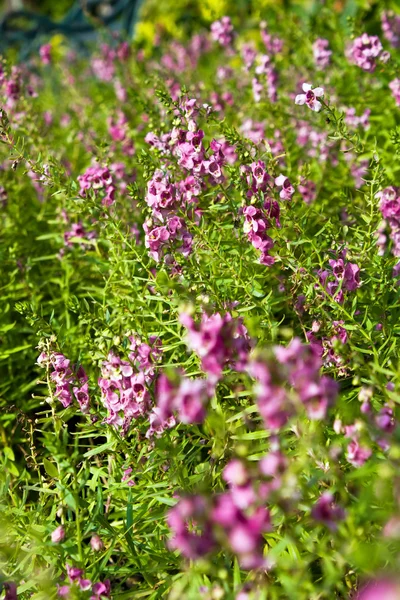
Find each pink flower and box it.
[210,17,235,47]
[3,583,17,600]
[295,83,324,112]
[312,38,332,70]
[51,525,65,543]
[90,534,104,551]
[347,440,372,467]
[39,44,52,65]
[347,34,383,72]
[311,492,345,530]
[275,174,295,200]
[357,579,400,600]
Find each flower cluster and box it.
[168,465,271,569]
[249,338,338,428]
[147,372,213,436]
[240,161,283,265]
[307,320,348,376]
[377,186,400,257]
[344,107,371,130]
[347,34,384,72]
[180,311,251,382]
[57,565,111,599]
[78,165,115,206]
[317,251,361,303]
[382,11,400,48]
[389,78,400,106]
[312,38,332,70]
[37,349,90,412]
[98,334,162,434]
[62,221,97,255]
[168,453,345,570]
[210,17,235,47]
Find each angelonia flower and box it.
[51,525,65,543]
[312,38,332,70]
[180,311,252,382]
[122,467,135,486]
[90,534,104,551]
[296,121,334,162]
[249,338,338,428]
[39,44,52,65]
[275,174,295,200]
[210,17,235,47]
[346,439,372,468]
[168,460,273,569]
[311,492,345,530]
[98,333,162,434]
[37,349,90,412]
[148,372,213,435]
[356,579,400,600]
[57,565,111,599]
[78,165,115,206]
[295,83,324,112]
[344,107,371,130]
[382,11,400,48]
[240,161,281,265]
[253,54,279,103]
[3,583,17,600]
[307,320,348,376]
[298,178,317,204]
[377,187,400,257]
[317,250,360,303]
[260,21,283,54]
[63,221,97,254]
[347,34,384,72]
[389,78,400,106]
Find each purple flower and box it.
[389,78,400,106]
[167,496,215,559]
[347,34,384,72]
[347,440,372,467]
[210,17,235,47]
[39,44,52,65]
[3,583,17,600]
[311,492,345,530]
[275,174,295,200]
[312,38,332,70]
[90,534,104,551]
[295,83,324,112]
[357,579,400,600]
[51,525,65,543]
[382,11,400,48]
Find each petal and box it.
[313,87,324,97]
[313,100,322,112]
[295,94,306,105]
[275,174,286,186]
[302,83,312,92]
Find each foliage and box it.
[1,1,400,599]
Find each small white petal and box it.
[302,83,312,92]
[275,174,286,186]
[313,100,322,112]
[313,87,324,97]
[295,94,306,105]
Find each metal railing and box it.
[0,0,143,58]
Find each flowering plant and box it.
[1,1,400,599]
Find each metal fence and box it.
[0,0,143,58]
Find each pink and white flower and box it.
[295,83,324,112]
